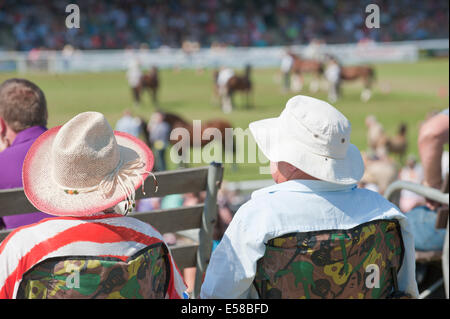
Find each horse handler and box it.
[200,95,418,299]
[0,112,186,298]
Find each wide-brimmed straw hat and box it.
[249,95,364,185]
[23,111,154,217]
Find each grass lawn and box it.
[1,57,448,182]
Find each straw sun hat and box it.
[23,112,155,217]
[249,95,365,185]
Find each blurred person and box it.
[160,193,185,246]
[201,95,418,299]
[398,155,425,212]
[407,108,449,297]
[147,111,170,172]
[216,66,235,113]
[179,192,205,297]
[324,55,341,103]
[418,108,449,195]
[182,189,233,297]
[0,112,186,298]
[2,1,449,51]
[303,39,325,61]
[0,78,52,229]
[213,188,234,251]
[280,49,294,93]
[136,197,161,212]
[126,58,142,106]
[115,109,143,138]
[61,44,75,71]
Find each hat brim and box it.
[249,117,364,185]
[23,126,154,217]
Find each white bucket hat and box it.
[249,95,364,185]
[23,112,155,217]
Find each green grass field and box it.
[1,57,448,182]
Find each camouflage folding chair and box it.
[254,219,409,299]
[16,242,170,299]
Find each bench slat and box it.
[136,167,209,199]
[0,166,209,216]
[132,204,204,234]
[0,204,204,243]
[169,243,198,269]
[0,187,37,217]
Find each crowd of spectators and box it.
[0,0,448,51]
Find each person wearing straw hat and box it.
[200,95,418,299]
[0,111,186,299]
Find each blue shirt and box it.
[200,179,418,298]
[115,115,142,137]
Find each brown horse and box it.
[289,53,324,92]
[136,66,159,107]
[159,112,236,166]
[340,65,375,102]
[218,65,253,113]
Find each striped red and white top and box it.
[0,213,186,299]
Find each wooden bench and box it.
[0,163,224,299]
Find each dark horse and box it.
[218,65,253,113]
[135,66,159,107]
[289,52,324,92]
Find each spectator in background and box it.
[418,108,449,194]
[216,66,235,95]
[280,49,294,93]
[179,192,205,297]
[2,1,448,51]
[407,108,449,297]
[115,108,143,137]
[213,188,234,251]
[324,55,341,103]
[0,78,52,229]
[147,111,170,172]
[407,108,448,250]
[126,58,142,107]
[407,109,449,255]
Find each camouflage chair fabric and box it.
[254,219,408,299]
[16,242,170,299]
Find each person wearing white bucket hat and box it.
[0,112,186,299]
[201,95,418,299]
